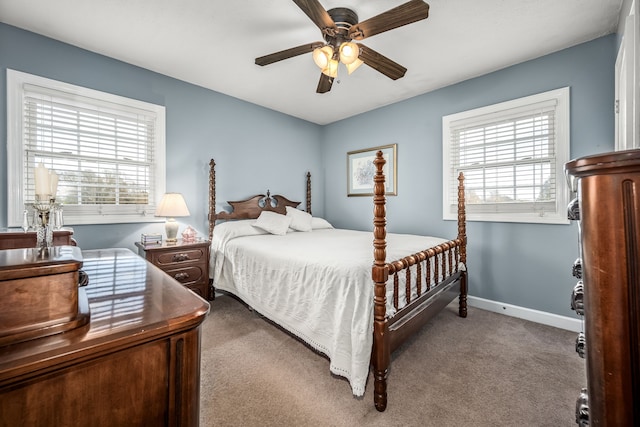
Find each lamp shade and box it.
[345,58,364,74]
[155,193,190,243]
[155,193,190,217]
[322,58,339,78]
[339,42,359,65]
[313,45,334,69]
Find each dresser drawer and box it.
[161,264,206,286]
[152,248,206,267]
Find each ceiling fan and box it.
[255,0,430,94]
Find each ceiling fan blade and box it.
[293,0,336,34]
[316,73,334,93]
[255,42,324,66]
[358,44,407,80]
[349,0,429,40]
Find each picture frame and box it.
[347,144,397,197]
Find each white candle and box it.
[34,163,50,197]
[49,170,59,197]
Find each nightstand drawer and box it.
[153,248,206,266]
[162,265,206,286]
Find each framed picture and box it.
[347,144,397,196]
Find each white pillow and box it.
[253,211,292,235]
[311,217,334,230]
[286,206,313,232]
[213,219,269,242]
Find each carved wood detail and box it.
[208,159,312,240]
[208,159,216,242]
[307,172,312,215]
[371,150,389,412]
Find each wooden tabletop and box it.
[0,248,210,386]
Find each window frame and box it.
[7,69,166,227]
[442,87,571,225]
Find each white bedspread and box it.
[210,220,450,396]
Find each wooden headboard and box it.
[208,159,312,241]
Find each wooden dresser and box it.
[135,239,211,300]
[0,248,210,427]
[0,227,75,249]
[565,149,640,426]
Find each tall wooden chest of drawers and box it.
[565,149,640,426]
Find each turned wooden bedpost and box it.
[457,172,468,318]
[209,159,216,242]
[372,150,390,412]
[306,172,312,215]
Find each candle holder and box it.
[33,194,55,248]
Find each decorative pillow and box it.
[286,206,313,232]
[311,217,334,230]
[253,211,292,236]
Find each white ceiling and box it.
[0,0,623,125]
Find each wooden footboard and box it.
[371,150,467,412]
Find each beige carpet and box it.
[199,295,585,426]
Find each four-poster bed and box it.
[207,151,467,411]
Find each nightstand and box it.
[135,239,211,300]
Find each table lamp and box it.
[155,193,190,242]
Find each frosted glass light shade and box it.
[345,58,364,74]
[322,58,339,78]
[313,46,334,69]
[339,42,359,65]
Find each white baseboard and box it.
[467,296,583,332]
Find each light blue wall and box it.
[0,23,324,251]
[322,35,617,318]
[0,23,618,318]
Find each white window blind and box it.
[7,69,166,226]
[442,88,570,224]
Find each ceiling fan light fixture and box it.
[339,42,359,65]
[322,58,339,78]
[345,58,364,74]
[255,1,431,93]
[313,45,334,70]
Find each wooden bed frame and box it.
[208,151,467,412]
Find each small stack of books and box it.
[141,233,162,245]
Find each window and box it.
[442,87,570,224]
[7,69,166,226]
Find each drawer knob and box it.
[575,332,586,358]
[572,258,582,279]
[173,253,190,262]
[571,281,584,315]
[174,272,190,281]
[575,388,589,427]
[567,197,580,221]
